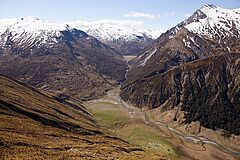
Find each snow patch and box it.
[140,48,157,66]
[227,46,231,52]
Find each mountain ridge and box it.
[120,4,240,136]
[0,16,163,55]
[0,16,127,100]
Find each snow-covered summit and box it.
[12,16,68,31]
[185,4,240,38]
[66,21,162,43]
[65,20,163,55]
[0,16,70,47]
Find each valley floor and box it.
[84,87,240,160]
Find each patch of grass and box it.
[116,123,180,159]
[86,99,180,159]
[94,110,128,128]
[87,101,130,128]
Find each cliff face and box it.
[121,53,240,135]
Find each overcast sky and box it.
[0,0,239,30]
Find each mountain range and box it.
[120,4,240,135]
[0,3,240,160]
[0,16,127,100]
[0,17,162,55]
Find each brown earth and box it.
[0,75,168,160]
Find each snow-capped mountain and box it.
[67,21,162,41]
[120,4,240,136]
[136,4,240,67]
[0,16,127,100]
[0,16,70,48]
[185,4,240,39]
[0,16,163,55]
[66,21,163,55]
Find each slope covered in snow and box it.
[185,4,240,39]
[65,21,163,55]
[0,16,70,47]
[66,21,162,42]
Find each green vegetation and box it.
[94,110,129,128]
[85,98,180,159]
[116,123,179,159]
[86,101,130,129]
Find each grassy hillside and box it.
[0,75,165,159]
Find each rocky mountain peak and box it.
[0,16,80,49]
[184,5,240,39]
[201,4,218,10]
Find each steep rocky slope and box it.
[121,53,240,135]
[121,5,240,135]
[125,4,240,84]
[0,75,159,159]
[0,16,127,100]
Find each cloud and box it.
[66,19,144,29]
[164,11,176,17]
[124,11,160,19]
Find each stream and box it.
[120,56,240,158]
[118,93,240,158]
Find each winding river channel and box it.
[119,96,240,158]
[119,56,240,159]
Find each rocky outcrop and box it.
[121,53,240,135]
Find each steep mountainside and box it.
[67,21,162,55]
[121,53,240,135]
[125,4,240,83]
[121,5,240,135]
[0,75,152,159]
[0,16,127,100]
